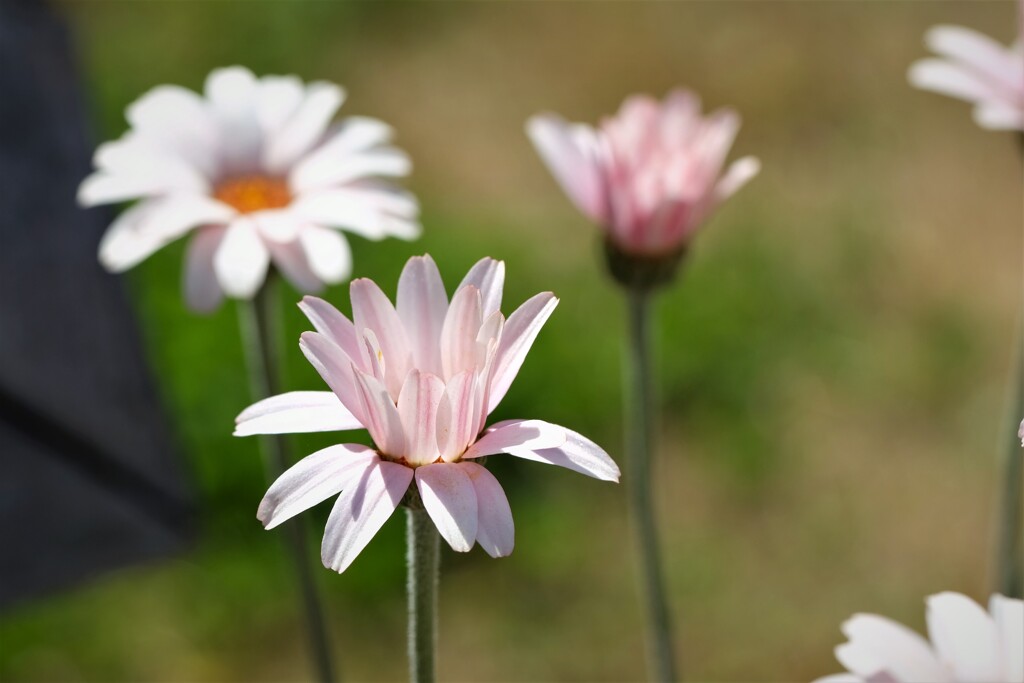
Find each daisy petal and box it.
[487,292,558,413]
[299,331,367,424]
[266,239,325,294]
[440,285,483,380]
[926,592,1001,682]
[258,443,376,529]
[989,595,1024,682]
[235,391,362,436]
[908,59,998,104]
[458,462,513,558]
[321,459,412,573]
[397,255,449,376]
[415,463,478,552]
[300,225,352,285]
[213,217,270,298]
[298,296,367,369]
[352,369,407,457]
[183,226,227,313]
[457,258,505,318]
[397,370,445,466]
[500,424,620,481]
[265,82,346,173]
[837,613,949,683]
[526,114,607,223]
[462,419,566,459]
[351,278,412,398]
[926,26,1023,91]
[436,371,480,462]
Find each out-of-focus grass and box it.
[1,1,1020,681]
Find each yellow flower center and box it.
[214,176,292,213]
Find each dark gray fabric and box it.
[0,0,194,610]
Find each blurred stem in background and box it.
[238,275,338,683]
[624,285,677,682]
[995,131,1024,599]
[406,506,439,683]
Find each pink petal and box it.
[351,278,412,399]
[925,26,1023,93]
[266,239,325,295]
[500,424,620,482]
[235,391,362,436]
[457,258,505,318]
[440,285,483,380]
[321,459,413,573]
[713,156,761,203]
[487,292,558,413]
[462,419,566,459]
[458,462,513,558]
[908,59,998,104]
[526,114,607,223]
[397,255,449,376]
[183,226,227,313]
[352,369,407,457]
[298,296,368,370]
[397,370,445,466]
[436,371,481,462]
[258,444,376,530]
[415,463,478,552]
[298,331,367,425]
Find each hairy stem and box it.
[406,507,439,683]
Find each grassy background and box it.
[2,1,1021,681]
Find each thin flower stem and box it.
[406,506,439,683]
[624,286,677,682]
[239,277,338,683]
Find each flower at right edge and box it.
[815,592,1024,683]
[235,254,620,571]
[907,5,1024,132]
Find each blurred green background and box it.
[2,1,1021,681]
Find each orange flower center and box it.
[214,175,292,213]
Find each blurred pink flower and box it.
[526,90,760,257]
[79,66,420,312]
[908,13,1024,131]
[816,592,1024,683]
[237,255,619,572]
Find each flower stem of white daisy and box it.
[406,506,439,683]
[238,276,338,683]
[996,325,1023,599]
[624,285,677,682]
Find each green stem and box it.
[239,277,338,683]
[406,507,439,683]
[624,286,677,682]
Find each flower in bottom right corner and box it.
[815,592,1023,683]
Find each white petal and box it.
[836,613,949,683]
[463,419,566,459]
[204,66,262,174]
[415,463,478,552]
[291,146,411,193]
[926,592,1001,682]
[300,225,352,285]
[487,292,558,413]
[265,82,346,173]
[321,458,412,573]
[925,26,1023,92]
[973,101,1024,131]
[458,462,513,558]
[183,226,228,313]
[714,156,761,203]
[256,75,305,137]
[124,85,219,176]
[292,186,420,241]
[268,240,324,294]
[499,424,620,482]
[990,595,1024,682]
[258,444,376,529]
[253,209,306,243]
[812,675,866,683]
[235,391,362,436]
[397,370,446,466]
[397,255,448,376]
[457,258,505,318]
[213,218,270,299]
[352,369,407,457]
[909,59,999,104]
[526,114,607,223]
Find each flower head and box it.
[908,8,1024,131]
[816,592,1024,683]
[79,66,420,311]
[526,89,760,259]
[236,255,619,572]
